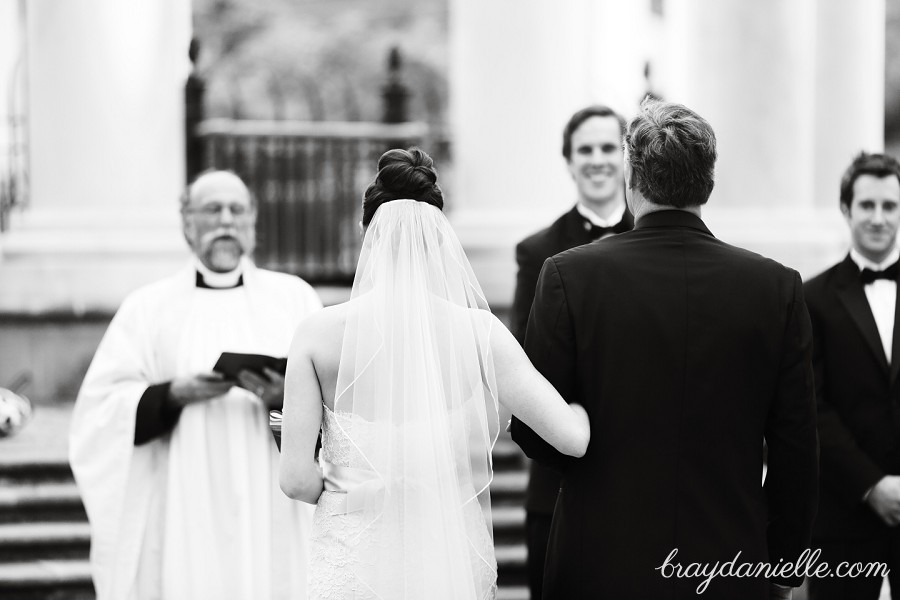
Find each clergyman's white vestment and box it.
[70,260,321,600]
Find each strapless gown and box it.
[307,406,497,599]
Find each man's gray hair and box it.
[624,99,717,208]
[179,169,257,214]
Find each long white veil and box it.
[334,199,499,599]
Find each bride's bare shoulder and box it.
[290,301,351,351]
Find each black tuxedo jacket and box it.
[511,210,819,598]
[510,204,633,514]
[805,254,900,541]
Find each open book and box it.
[212,352,288,380]
[268,409,283,451]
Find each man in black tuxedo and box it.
[509,105,633,600]
[511,99,818,599]
[805,152,900,599]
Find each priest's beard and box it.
[201,236,245,272]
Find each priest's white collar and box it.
[194,256,247,289]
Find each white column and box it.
[0,0,193,313]
[660,0,883,278]
[27,0,190,210]
[663,0,818,210]
[449,0,651,304]
[813,0,885,208]
[0,2,25,184]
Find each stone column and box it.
[450,0,885,305]
[27,0,190,210]
[644,0,881,279]
[662,0,819,210]
[0,0,193,402]
[813,0,885,208]
[0,0,193,314]
[449,0,651,304]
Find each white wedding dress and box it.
[305,200,500,600]
[308,407,497,599]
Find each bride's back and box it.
[285,148,503,600]
[308,296,494,414]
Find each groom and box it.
[511,99,819,599]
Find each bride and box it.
[279,147,590,599]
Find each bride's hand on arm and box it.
[279,319,325,504]
[490,315,590,457]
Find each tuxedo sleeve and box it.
[510,257,577,470]
[807,290,883,503]
[510,241,542,346]
[764,272,819,587]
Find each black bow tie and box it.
[860,262,899,285]
[584,221,615,240]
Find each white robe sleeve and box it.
[69,290,167,600]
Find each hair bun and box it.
[375,147,438,197]
[361,147,445,226]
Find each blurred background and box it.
[0,0,895,597]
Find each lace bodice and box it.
[320,405,369,470]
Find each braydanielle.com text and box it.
[656,548,890,594]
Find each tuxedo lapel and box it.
[890,274,900,385]
[835,255,890,374]
[561,204,634,247]
[561,206,594,248]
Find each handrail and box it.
[197,119,431,140]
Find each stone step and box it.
[497,585,529,600]
[0,482,86,524]
[495,542,528,588]
[0,557,527,600]
[492,438,525,471]
[0,460,74,484]
[490,471,527,505]
[0,559,94,600]
[0,522,90,562]
[492,505,525,544]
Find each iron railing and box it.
[197,119,448,284]
[1,7,29,233]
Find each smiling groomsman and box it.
[805,152,900,599]
[509,105,633,600]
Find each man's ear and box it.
[181,216,196,250]
[565,158,577,182]
[840,202,851,222]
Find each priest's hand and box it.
[237,367,285,410]
[169,372,234,407]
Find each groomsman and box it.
[509,104,633,600]
[511,99,818,599]
[805,152,900,599]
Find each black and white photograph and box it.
[0,1,899,599]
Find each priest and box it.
[69,170,322,599]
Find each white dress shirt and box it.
[850,246,900,364]
[576,200,626,228]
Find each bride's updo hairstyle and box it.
[362,147,444,226]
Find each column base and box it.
[0,207,189,314]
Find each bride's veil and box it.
[334,199,499,599]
